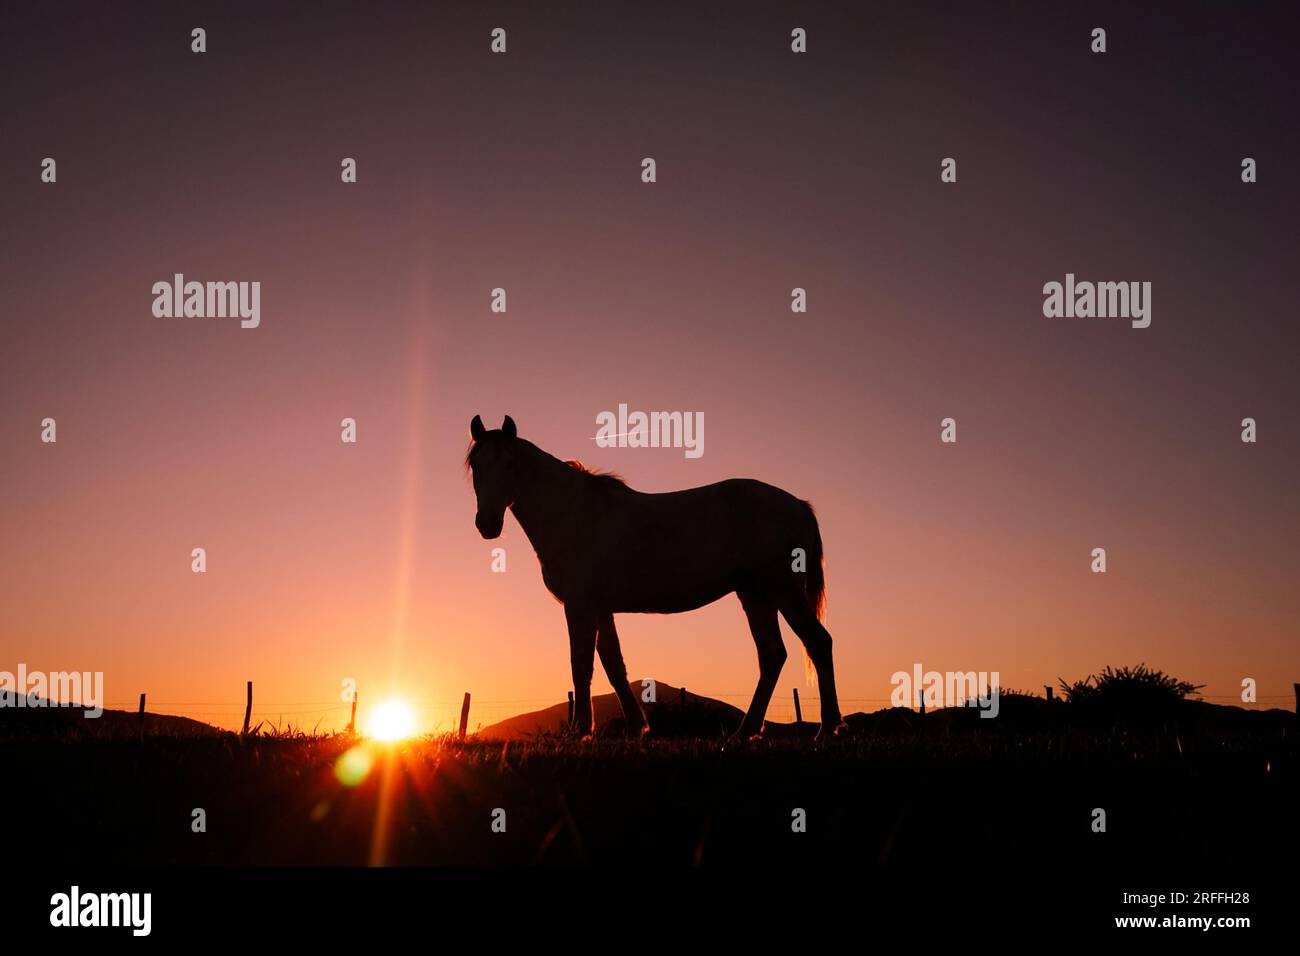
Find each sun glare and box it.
[368,699,417,742]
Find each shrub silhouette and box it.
[1058,664,1202,722]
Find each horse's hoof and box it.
[814,720,847,742]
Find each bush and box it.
[1058,664,1202,714]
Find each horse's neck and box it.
[509,448,585,559]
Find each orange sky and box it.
[2,3,1297,732]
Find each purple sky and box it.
[2,1,1297,730]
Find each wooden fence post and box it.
[918,691,926,716]
[1045,686,1054,702]
[567,691,574,726]
[138,692,145,737]
[347,693,357,735]
[793,687,803,723]
[242,680,253,736]
[458,692,471,740]
[1293,682,1299,715]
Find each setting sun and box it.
[368,700,417,742]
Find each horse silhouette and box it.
[466,414,843,739]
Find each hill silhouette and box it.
[6,665,1291,741]
[479,676,1295,740]
[0,691,223,738]
[478,680,743,738]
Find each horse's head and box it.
[467,414,518,539]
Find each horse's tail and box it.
[801,500,826,685]
[805,505,827,622]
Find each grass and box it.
[5,708,1294,867]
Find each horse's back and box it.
[585,477,818,612]
[637,477,811,526]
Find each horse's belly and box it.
[611,588,733,615]
[599,561,738,614]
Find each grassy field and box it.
[5,703,1294,868]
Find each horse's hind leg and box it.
[778,593,843,737]
[734,592,787,739]
[597,614,649,736]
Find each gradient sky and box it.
[2,1,1297,731]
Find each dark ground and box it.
[4,701,1294,869]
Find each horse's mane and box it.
[564,459,628,489]
[463,440,628,489]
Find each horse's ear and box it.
[501,415,517,439]
[470,415,486,441]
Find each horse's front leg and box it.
[565,604,598,738]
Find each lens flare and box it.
[334,745,373,786]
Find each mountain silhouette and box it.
[0,691,222,738]
[477,680,744,738]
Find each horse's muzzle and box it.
[475,513,503,539]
